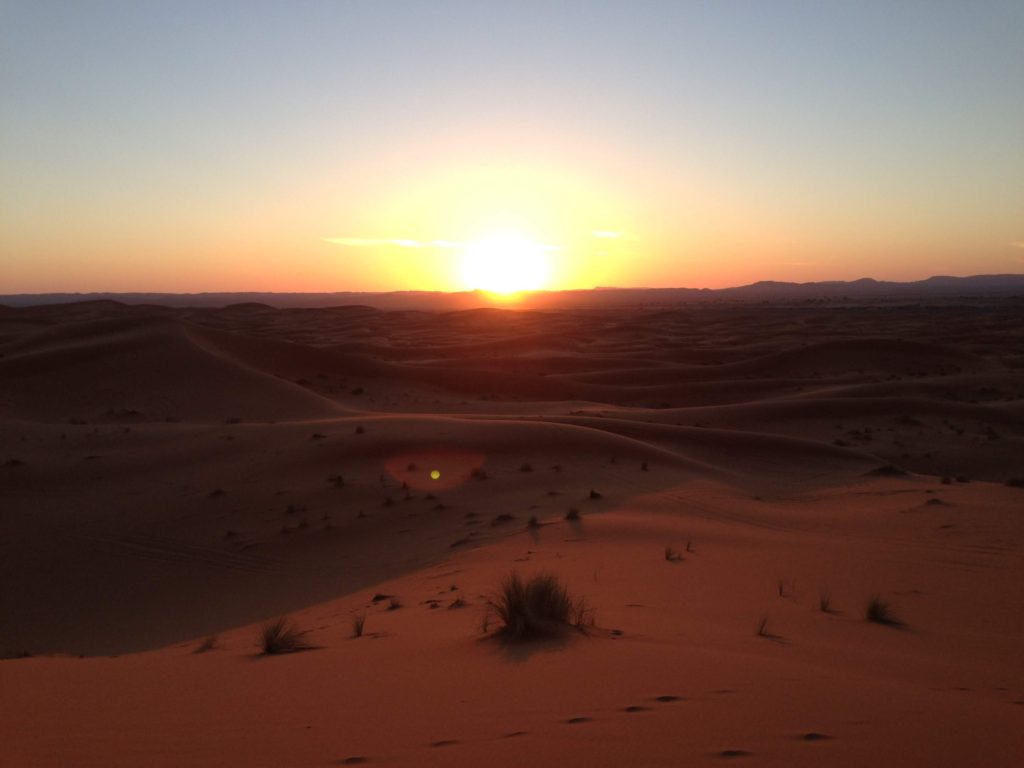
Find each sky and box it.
[2,1,1023,294]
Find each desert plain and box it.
[1,297,1023,766]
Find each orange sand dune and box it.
[2,300,1022,766]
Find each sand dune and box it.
[2,299,1022,766]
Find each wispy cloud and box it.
[324,236,562,252]
[323,237,462,249]
[1010,241,1024,249]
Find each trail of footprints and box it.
[335,692,834,764]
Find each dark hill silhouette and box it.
[2,273,1023,310]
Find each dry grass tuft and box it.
[487,572,592,640]
[351,611,366,638]
[258,618,310,654]
[194,635,219,653]
[865,594,902,626]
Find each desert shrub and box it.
[818,592,833,613]
[258,617,310,654]
[664,546,682,562]
[565,508,581,521]
[489,572,589,639]
[527,515,540,529]
[194,635,219,653]
[351,612,366,638]
[865,594,901,626]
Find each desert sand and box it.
[2,298,1023,766]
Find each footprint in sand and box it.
[623,705,649,713]
[802,732,831,741]
[430,740,459,747]
[653,694,684,703]
[566,717,592,725]
[337,758,369,765]
[718,749,751,758]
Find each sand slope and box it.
[2,300,1022,766]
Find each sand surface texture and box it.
[2,300,1023,766]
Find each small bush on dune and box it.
[865,594,901,626]
[488,572,591,640]
[351,611,366,638]
[818,592,834,613]
[194,634,219,653]
[258,617,310,654]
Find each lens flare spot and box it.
[430,469,441,480]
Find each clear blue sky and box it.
[2,1,1022,292]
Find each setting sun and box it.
[459,233,553,294]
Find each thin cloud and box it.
[324,236,562,252]
[1010,241,1024,249]
[323,237,463,249]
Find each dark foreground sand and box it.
[1,299,1022,766]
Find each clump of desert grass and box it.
[351,611,367,638]
[193,634,219,654]
[565,508,581,521]
[664,546,683,562]
[258,617,311,654]
[818,591,835,614]
[485,571,593,640]
[865,594,902,626]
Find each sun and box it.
[459,233,552,294]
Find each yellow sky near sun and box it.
[317,162,643,293]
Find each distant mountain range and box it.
[3,274,1024,310]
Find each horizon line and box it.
[4,272,1024,299]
